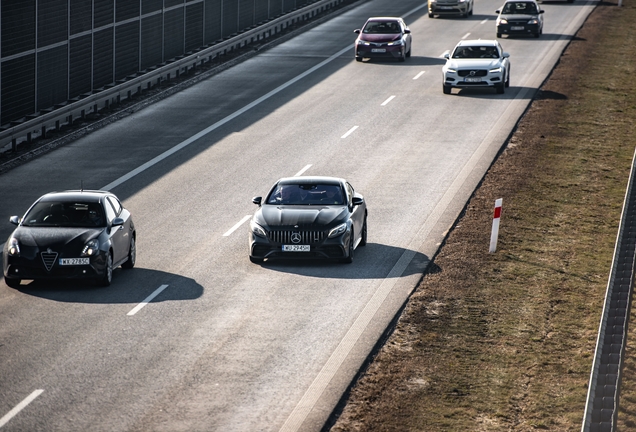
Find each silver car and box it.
[442,40,511,95]
[496,0,545,38]
[428,0,474,18]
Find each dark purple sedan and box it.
[354,17,412,62]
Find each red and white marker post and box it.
[489,198,503,253]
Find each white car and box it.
[442,40,511,95]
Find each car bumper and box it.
[249,231,351,261]
[355,45,405,59]
[3,253,108,281]
[429,4,470,15]
[497,24,541,35]
[443,72,505,88]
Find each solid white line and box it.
[294,164,312,177]
[127,284,169,316]
[413,71,425,80]
[461,32,471,39]
[100,46,352,191]
[224,215,251,237]
[481,18,489,24]
[0,390,44,428]
[279,250,417,432]
[341,126,358,139]
[381,96,395,106]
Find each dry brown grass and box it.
[330,0,636,430]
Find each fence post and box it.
[489,198,503,253]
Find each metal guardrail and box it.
[582,147,636,431]
[0,0,348,151]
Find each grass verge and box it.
[330,0,636,430]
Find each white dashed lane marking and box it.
[127,285,170,316]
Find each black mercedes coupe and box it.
[249,176,367,263]
[3,190,136,287]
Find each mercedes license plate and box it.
[511,26,524,30]
[465,77,482,83]
[282,245,310,252]
[59,258,90,265]
[371,48,386,53]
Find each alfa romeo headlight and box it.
[7,237,19,256]
[82,239,99,257]
[328,223,347,238]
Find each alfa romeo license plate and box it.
[59,258,90,265]
[282,245,310,252]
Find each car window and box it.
[106,196,122,216]
[267,184,345,205]
[363,21,401,34]
[104,198,117,223]
[346,183,355,207]
[502,2,537,13]
[21,201,105,227]
[453,46,499,59]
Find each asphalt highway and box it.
[0,0,598,430]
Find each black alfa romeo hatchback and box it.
[3,190,136,287]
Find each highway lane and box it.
[0,0,598,430]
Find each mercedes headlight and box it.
[7,237,20,256]
[82,239,99,257]
[328,223,347,238]
[250,220,267,238]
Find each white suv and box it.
[442,40,511,94]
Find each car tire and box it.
[505,69,510,88]
[496,82,505,94]
[355,56,362,62]
[496,33,502,38]
[398,52,406,62]
[249,256,263,264]
[4,276,21,288]
[534,31,540,38]
[121,236,136,269]
[360,216,368,247]
[342,230,354,264]
[97,252,113,287]
[428,13,434,18]
[443,85,451,95]
[406,45,412,58]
